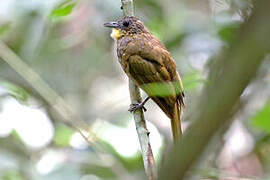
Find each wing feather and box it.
[128,55,181,118]
[120,34,184,118]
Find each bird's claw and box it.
[128,103,147,112]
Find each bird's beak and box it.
[104,21,120,28]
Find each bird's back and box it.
[117,32,184,119]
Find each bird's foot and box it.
[128,97,150,113]
[128,103,147,112]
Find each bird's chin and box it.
[110,28,122,40]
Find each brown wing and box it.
[127,54,183,118]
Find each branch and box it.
[158,1,270,179]
[120,0,156,179]
[0,41,96,145]
[121,0,134,16]
[129,80,156,180]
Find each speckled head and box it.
[104,16,149,40]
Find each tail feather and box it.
[151,96,183,143]
[171,101,182,143]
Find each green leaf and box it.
[252,103,270,132]
[0,80,29,102]
[0,23,11,35]
[140,72,205,97]
[2,170,24,180]
[81,164,116,179]
[50,1,76,19]
[53,124,74,146]
[165,32,186,50]
[218,22,240,44]
[141,82,178,97]
[182,72,206,91]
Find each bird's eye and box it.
[123,21,130,27]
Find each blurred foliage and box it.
[0,23,11,36]
[0,0,269,179]
[53,124,74,146]
[217,22,240,45]
[97,139,144,171]
[0,80,29,102]
[252,102,270,133]
[50,0,77,19]
[81,165,116,179]
[140,72,203,97]
[1,170,24,180]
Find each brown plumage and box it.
[104,16,184,142]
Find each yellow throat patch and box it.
[110,28,122,40]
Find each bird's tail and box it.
[170,101,182,143]
[150,93,184,143]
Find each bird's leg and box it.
[128,97,150,112]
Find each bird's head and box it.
[104,16,149,40]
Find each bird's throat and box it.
[110,28,122,40]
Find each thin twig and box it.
[0,41,96,145]
[129,80,156,180]
[120,0,156,179]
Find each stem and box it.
[120,0,156,179]
[129,80,156,180]
[0,41,95,145]
[121,0,134,16]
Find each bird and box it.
[104,16,184,142]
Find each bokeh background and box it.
[0,0,269,179]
